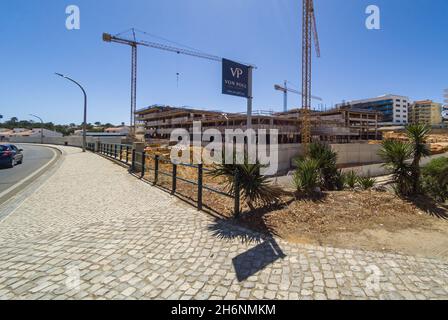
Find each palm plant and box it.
[308,142,342,190]
[378,140,414,196]
[343,171,358,189]
[208,162,283,212]
[293,158,321,195]
[357,176,376,190]
[406,124,431,193]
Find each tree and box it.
[406,124,431,193]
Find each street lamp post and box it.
[29,114,44,144]
[55,73,87,152]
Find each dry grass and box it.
[234,191,439,243]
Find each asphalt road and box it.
[0,144,56,194]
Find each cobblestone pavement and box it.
[0,146,447,300]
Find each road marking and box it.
[0,146,58,200]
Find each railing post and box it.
[119,145,123,162]
[131,149,136,172]
[125,146,129,164]
[154,155,159,185]
[234,168,240,217]
[141,151,146,179]
[114,144,117,159]
[172,164,177,195]
[197,164,203,211]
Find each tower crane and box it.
[103,29,255,138]
[301,0,320,150]
[274,81,322,112]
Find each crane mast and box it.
[301,0,320,151]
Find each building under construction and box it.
[135,105,381,144]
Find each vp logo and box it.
[231,68,244,79]
[442,110,448,120]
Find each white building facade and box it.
[337,94,411,126]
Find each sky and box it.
[0,0,447,125]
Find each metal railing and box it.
[97,143,133,166]
[95,142,240,215]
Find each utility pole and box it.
[29,114,44,144]
[247,66,253,129]
[283,81,288,112]
[55,73,88,152]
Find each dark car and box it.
[0,144,23,168]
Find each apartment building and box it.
[336,94,410,126]
[409,100,443,126]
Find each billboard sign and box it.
[222,59,250,98]
[442,106,448,121]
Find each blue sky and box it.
[0,0,447,125]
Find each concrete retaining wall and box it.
[275,143,382,173]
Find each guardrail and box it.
[95,142,240,216]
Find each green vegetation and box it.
[0,117,117,136]
[208,161,283,212]
[378,124,431,197]
[357,176,376,190]
[293,158,321,195]
[343,171,358,189]
[406,124,431,194]
[293,143,344,195]
[308,142,343,191]
[422,157,448,203]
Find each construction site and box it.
[135,105,381,144]
[99,0,447,173]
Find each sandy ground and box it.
[234,191,448,260]
[288,219,448,260]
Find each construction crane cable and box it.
[133,28,206,53]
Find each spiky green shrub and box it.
[308,143,342,191]
[293,158,321,195]
[208,162,283,212]
[357,176,376,190]
[378,140,414,196]
[343,171,359,189]
[406,124,431,193]
[422,157,448,203]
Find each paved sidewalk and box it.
[0,146,447,300]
